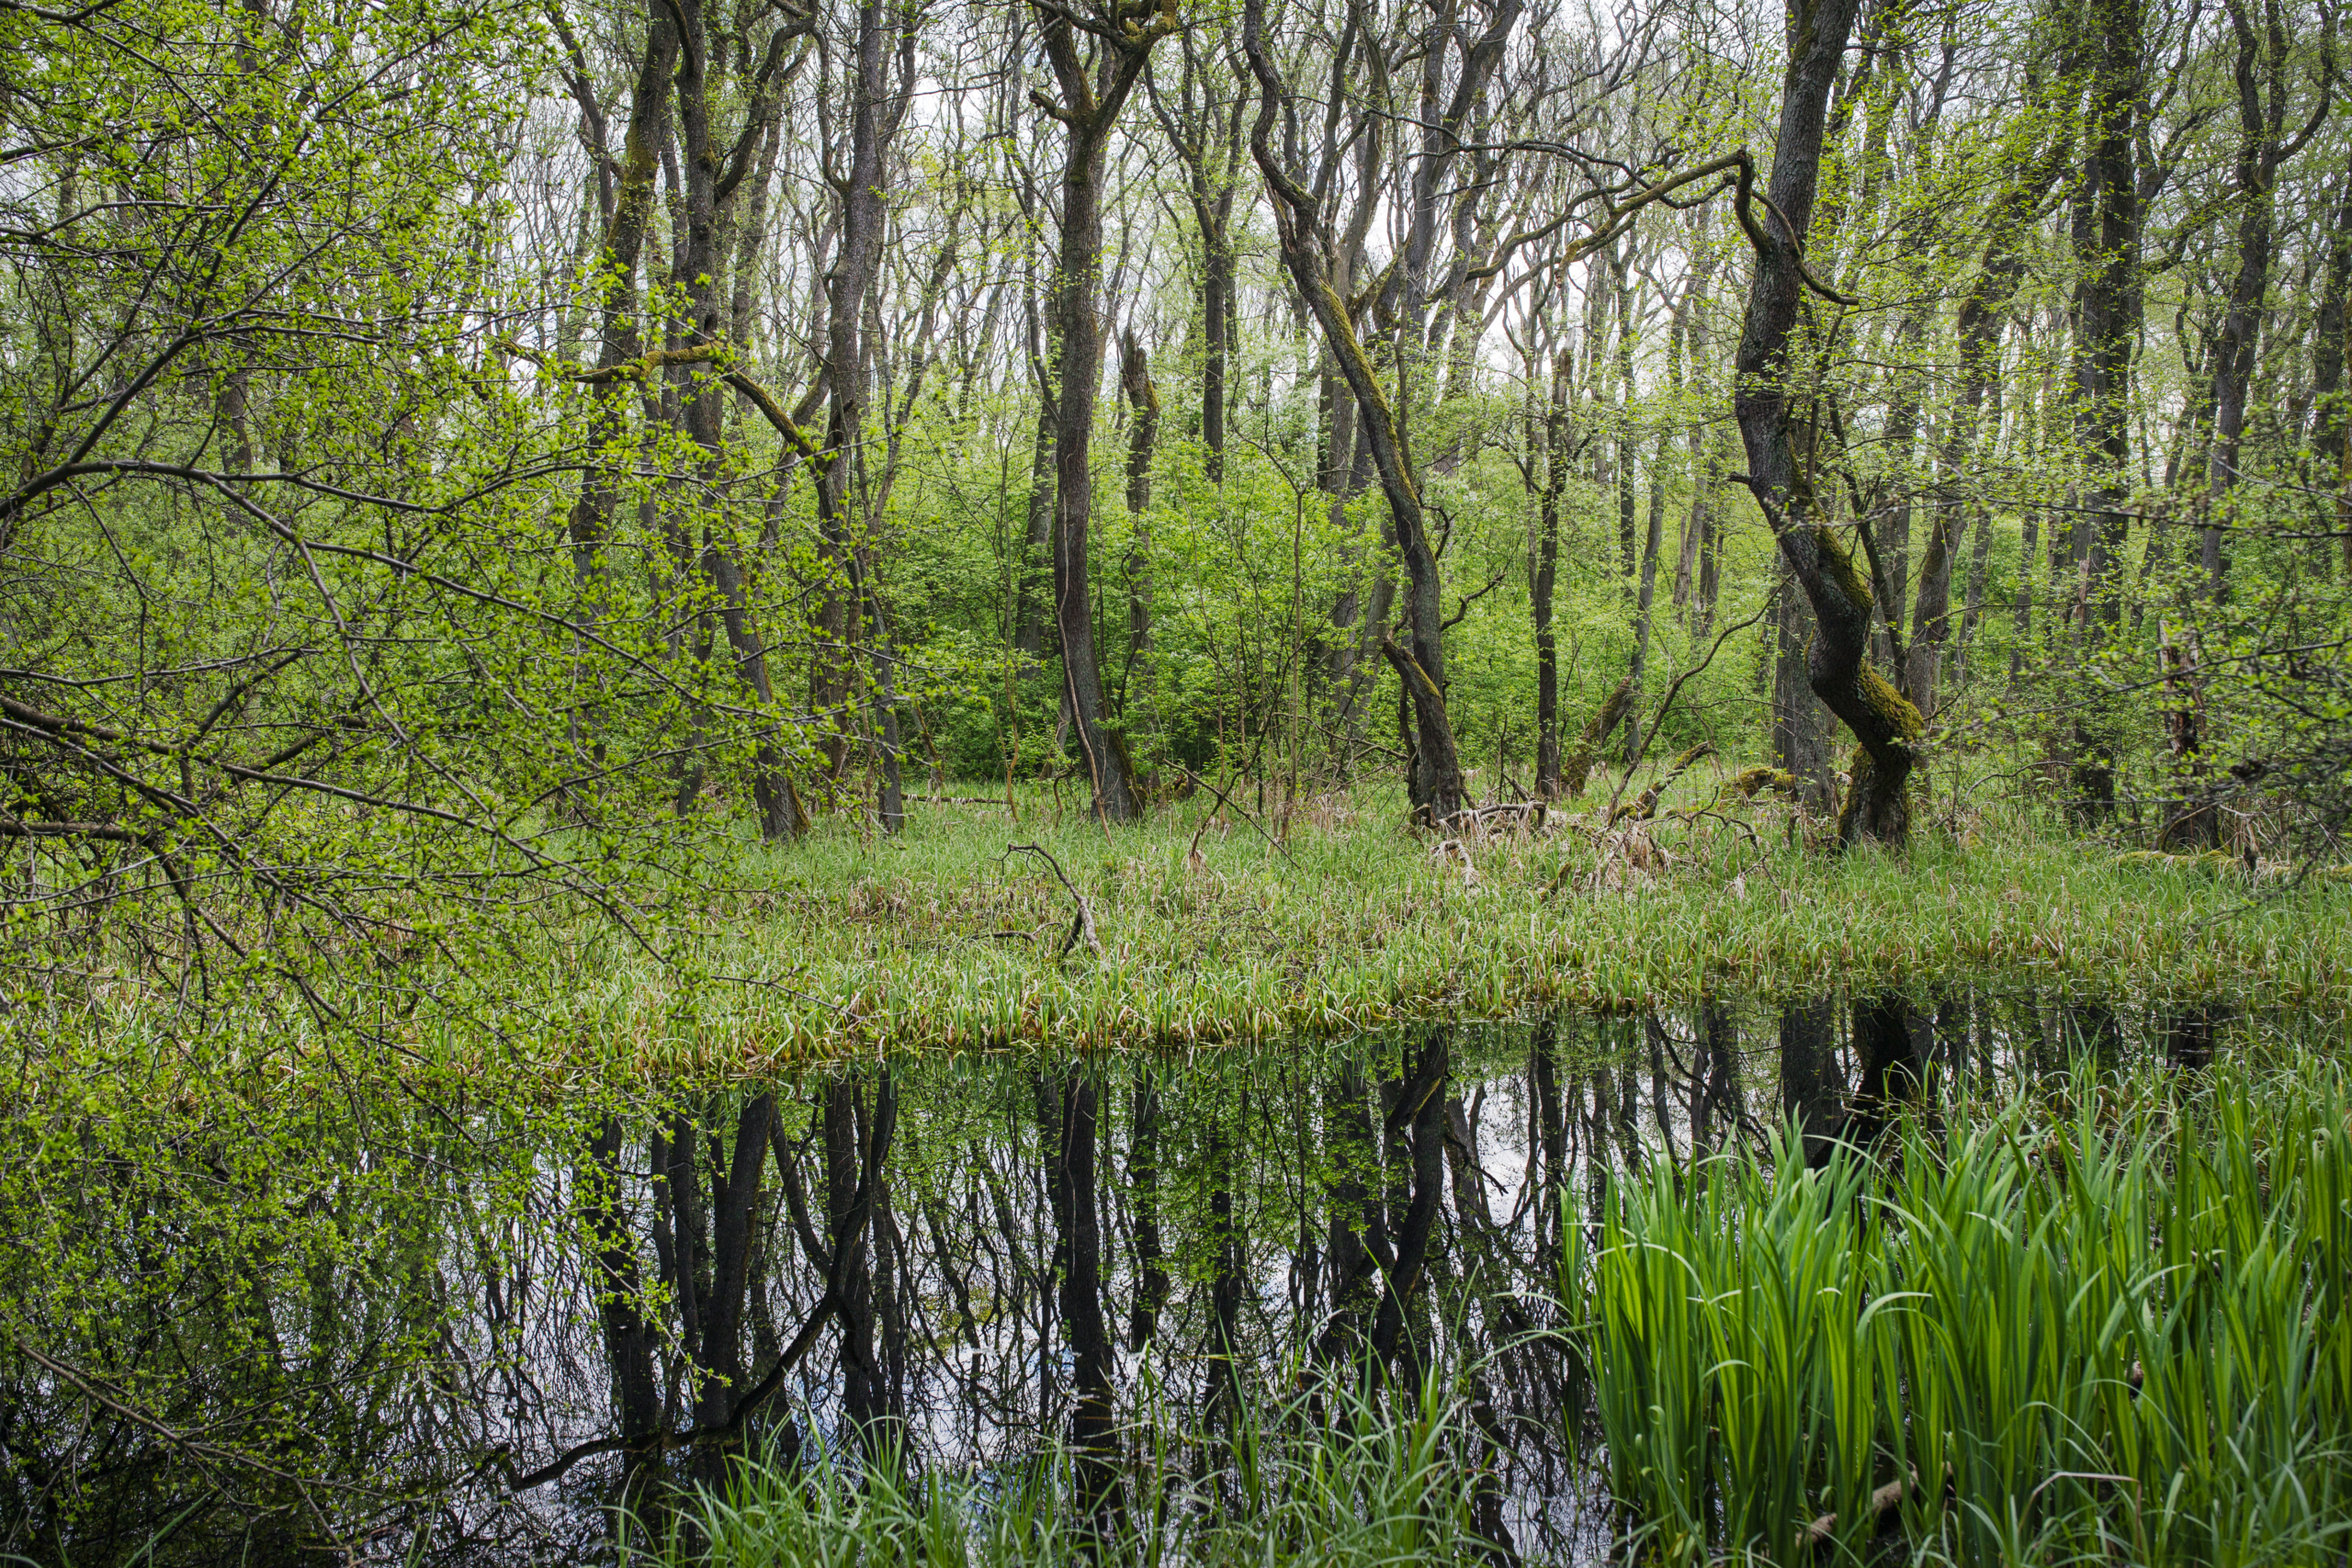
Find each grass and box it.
[1582,1058,2352,1565]
[640,1368,1499,1568]
[540,780,2352,1070]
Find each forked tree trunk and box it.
[1243,0,1468,827]
[1034,1,1164,823]
[670,0,800,838]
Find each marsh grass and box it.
[1582,1059,2352,1565]
[642,1366,1498,1568]
[544,782,2352,1068]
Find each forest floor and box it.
[548,780,2352,1071]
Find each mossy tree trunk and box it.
[1732,0,1924,847]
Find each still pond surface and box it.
[3,991,2304,1564]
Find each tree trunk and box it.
[1053,1069,1116,1517]
[1732,0,1920,846]
[1201,205,1233,484]
[582,1119,663,1490]
[1126,1070,1168,1350]
[1367,1029,1449,1386]
[1611,243,1639,582]
[1036,6,1162,823]
[1243,0,1470,826]
[2309,157,2352,574]
[1848,995,1921,1144]
[2059,0,2142,821]
[1533,353,1570,796]
[565,1,678,789]
[1204,1081,1245,1433]
[1672,244,1718,623]
[691,1093,776,1483]
[1530,1016,1566,1253]
[1317,1061,1375,1365]
[1777,998,1844,1167]
[670,0,798,838]
[810,0,902,829]
[1013,297,1058,659]
[1622,430,1669,766]
[1118,332,1159,718]
[2204,0,2316,595]
[1771,556,1836,811]
[1911,160,2046,718]
[823,1076,899,1452]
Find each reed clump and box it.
[1580,1060,2352,1565]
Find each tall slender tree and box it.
[1030,0,1176,822]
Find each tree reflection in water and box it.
[0,992,2237,1564]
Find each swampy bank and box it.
[8,796,2352,1566]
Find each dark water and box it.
[0,992,2301,1564]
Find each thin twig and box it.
[1179,766,1299,866]
[1005,841,1100,962]
[1606,605,1768,820]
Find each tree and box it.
[1242,0,1478,825]
[816,0,919,832]
[1732,0,1928,845]
[1030,0,1176,822]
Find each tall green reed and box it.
[1587,1061,2352,1565]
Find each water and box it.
[0,991,2318,1564]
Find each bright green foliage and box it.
[1586,1065,2352,1565]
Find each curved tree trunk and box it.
[1732,0,1922,847]
[1243,0,1469,826]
